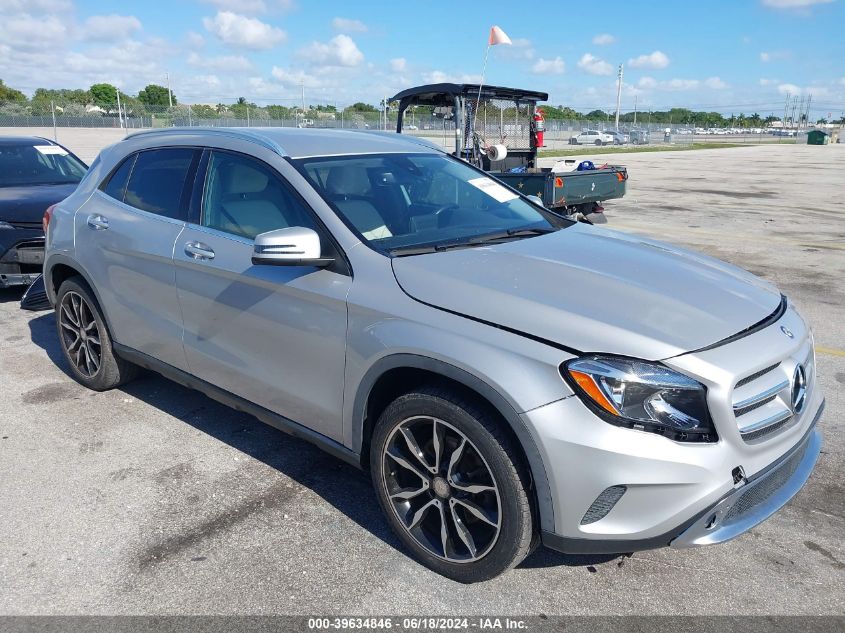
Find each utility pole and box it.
[796,95,805,130]
[790,100,798,131]
[782,94,790,131]
[614,64,623,130]
[51,100,57,142]
[633,94,638,127]
[165,72,173,108]
[116,88,123,130]
[301,81,305,119]
[804,94,812,128]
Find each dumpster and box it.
[807,129,830,145]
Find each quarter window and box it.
[201,151,317,240]
[101,154,136,202]
[123,148,196,219]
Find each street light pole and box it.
[166,72,173,108]
[614,64,623,131]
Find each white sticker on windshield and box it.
[468,177,518,203]
[34,145,69,155]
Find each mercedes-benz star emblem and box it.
[780,325,794,339]
[791,364,807,413]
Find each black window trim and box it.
[193,146,352,277]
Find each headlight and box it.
[562,356,717,442]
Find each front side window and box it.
[0,143,87,188]
[123,148,196,219]
[295,153,567,254]
[201,151,317,240]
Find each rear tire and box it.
[55,276,138,391]
[370,385,534,583]
[595,139,603,146]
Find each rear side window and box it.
[101,154,136,202]
[123,148,197,220]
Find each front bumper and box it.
[0,229,44,287]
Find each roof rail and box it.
[124,127,286,156]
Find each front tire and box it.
[595,139,603,146]
[55,276,138,391]
[370,386,534,583]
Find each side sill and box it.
[113,343,362,469]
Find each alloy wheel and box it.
[59,291,102,377]
[382,416,502,563]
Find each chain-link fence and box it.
[1,100,832,148]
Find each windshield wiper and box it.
[389,226,556,257]
[467,226,557,245]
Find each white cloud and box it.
[0,0,73,13]
[777,82,801,94]
[187,51,252,72]
[270,66,326,88]
[628,50,670,69]
[761,0,833,8]
[298,34,363,67]
[422,70,482,84]
[496,37,535,61]
[638,76,701,91]
[83,15,142,42]
[704,76,729,89]
[201,0,296,13]
[331,17,367,33]
[0,13,67,50]
[759,77,780,86]
[760,50,790,63]
[186,31,205,48]
[592,33,615,45]
[532,57,565,74]
[390,57,407,72]
[202,11,286,50]
[577,53,613,76]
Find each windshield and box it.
[294,153,566,254]
[0,143,87,188]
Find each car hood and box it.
[391,224,782,360]
[0,183,78,223]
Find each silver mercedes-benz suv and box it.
[43,128,823,582]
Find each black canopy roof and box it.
[390,83,548,107]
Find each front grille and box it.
[580,485,626,525]
[736,363,779,388]
[8,220,43,230]
[723,439,807,523]
[731,346,814,442]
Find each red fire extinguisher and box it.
[533,108,545,148]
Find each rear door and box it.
[173,148,350,441]
[74,147,200,370]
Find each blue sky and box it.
[1,0,843,118]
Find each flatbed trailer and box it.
[390,83,627,217]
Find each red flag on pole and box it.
[488,25,512,46]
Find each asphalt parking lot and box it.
[0,141,843,615]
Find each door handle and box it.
[184,241,215,261]
[86,214,109,230]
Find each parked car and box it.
[602,130,629,145]
[569,129,614,146]
[44,128,823,583]
[0,136,87,288]
[629,129,650,145]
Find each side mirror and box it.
[252,227,334,267]
[526,195,545,208]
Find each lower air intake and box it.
[580,485,627,525]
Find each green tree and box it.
[191,104,218,119]
[89,83,120,112]
[0,79,27,104]
[266,104,292,119]
[138,84,174,107]
[345,102,378,113]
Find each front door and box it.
[174,149,350,441]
